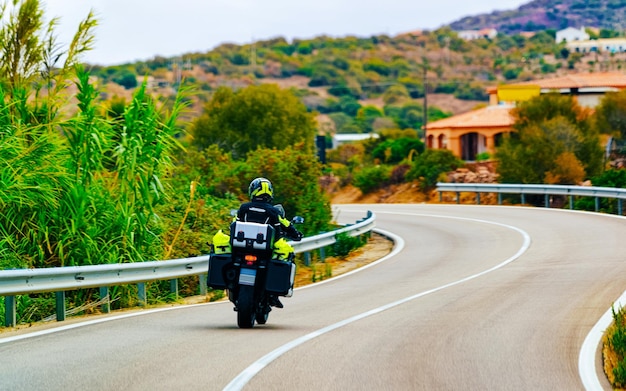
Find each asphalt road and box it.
[2,204,625,391]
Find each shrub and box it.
[353,165,392,194]
[407,149,463,190]
[608,306,626,387]
[331,232,366,258]
[371,138,425,164]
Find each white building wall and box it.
[556,27,590,43]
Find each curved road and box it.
[2,204,626,390]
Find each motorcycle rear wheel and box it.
[237,285,256,328]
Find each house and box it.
[332,133,379,149]
[555,27,589,43]
[425,72,626,160]
[457,28,498,41]
[490,72,626,107]
[425,105,514,161]
[566,38,626,54]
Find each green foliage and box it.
[476,152,491,161]
[407,149,463,190]
[353,165,392,193]
[371,137,425,164]
[328,112,355,133]
[454,83,489,101]
[308,64,340,87]
[190,84,317,158]
[112,69,138,89]
[0,63,189,269]
[398,77,424,99]
[497,94,604,185]
[0,0,97,102]
[575,169,626,213]
[331,232,366,258]
[363,58,391,76]
[355,105,384,133]
[239,144,332,235]
[338,96,362,116]
[382,84,410,105]
[609,306,626,387]
[328,83,359,98]
[595,89,626,141]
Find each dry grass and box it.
[293,232,393,287]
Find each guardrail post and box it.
[619,199,623,215]
[304,252,311,266]
[498,193,502,205]
[99,287,110,314]
[199,274,207,295]
[4,295,16,327]
[170,279,179,298]
[319,246,326,263]
[475,193,480,205]
[595,197,600,212]
[439,191,442,202]
[544,194,550,208]
[55,291,66,322]
[521,194,526,205]
[456,192,460,204]
[138,283,147,306]
[569,195,574,210]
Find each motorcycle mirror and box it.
[292,216,304,224]
[230,209,238,217]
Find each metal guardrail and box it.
[436,183,626,213]
[1,211,375,326]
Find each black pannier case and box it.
[265,260,296,296]
[207,253,232,290]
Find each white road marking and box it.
[223,213,531,391]
[579,289,626,390]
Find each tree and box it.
[191,84,317,158]
[595,88,626,141]
[355,105,384,133]
[382,84,410,105]
[496,94,603,185]
[240,144,332,235]
[112,69,138,89]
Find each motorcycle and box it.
[207,208,303,328]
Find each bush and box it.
[609,306,626,387]
[371,138,425,164]
[353,165,392,194]
[331,232,366,258]
[575,169,626,213]
[407,149,463,190]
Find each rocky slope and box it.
[450,0,626,33]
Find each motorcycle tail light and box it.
[244,254,257,265]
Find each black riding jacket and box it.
[236,201,301,241]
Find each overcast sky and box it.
[42,0,529,66]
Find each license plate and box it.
[239,268,256,286]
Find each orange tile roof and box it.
[487,72,626,93]
[426,105,514,130]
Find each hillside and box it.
[90,0,626,137]
[449,0,626,33]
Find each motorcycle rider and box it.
[235,177,303,308]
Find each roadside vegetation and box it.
[0,0,334,323]
[604,306,626,389]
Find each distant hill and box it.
[449,0,626,34]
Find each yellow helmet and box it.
[248,177,273,202]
